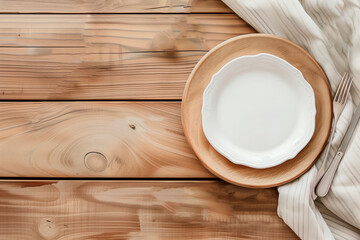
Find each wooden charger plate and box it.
[182,34,332,188]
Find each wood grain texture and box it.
[0,4,297,239]
[182,34,332,187]
[0,14,254,100]
[0,14,251,49]
[0,0,231,13]
[0,101,212,178]
[0,181,298,239]
[0,49,204,100]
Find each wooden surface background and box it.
[0,0,298,239]
[0,181,298,240]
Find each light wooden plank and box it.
[0,50,203,100]
[0,14,252,49]
[0,180,298,239]
[0,102,213,178]
[0,14,255,100]
[0,0,232,13]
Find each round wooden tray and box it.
[182,34,332,188]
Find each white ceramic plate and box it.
[202,53,316,169]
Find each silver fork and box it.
[311,72,352,200]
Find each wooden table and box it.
[0,1,299,239]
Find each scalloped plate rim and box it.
[201,53,316,169]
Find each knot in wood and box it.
[84,152,108,172]
[38,218,58,239]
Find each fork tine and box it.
[334,73,348,102]
[336,73,349,102]
[340,74,352,104]
[334,73,347,101]
[337,73,351,104]
[341,74,351,103]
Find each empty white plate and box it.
[202,53,316,169]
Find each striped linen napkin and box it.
[222,0,360,239]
